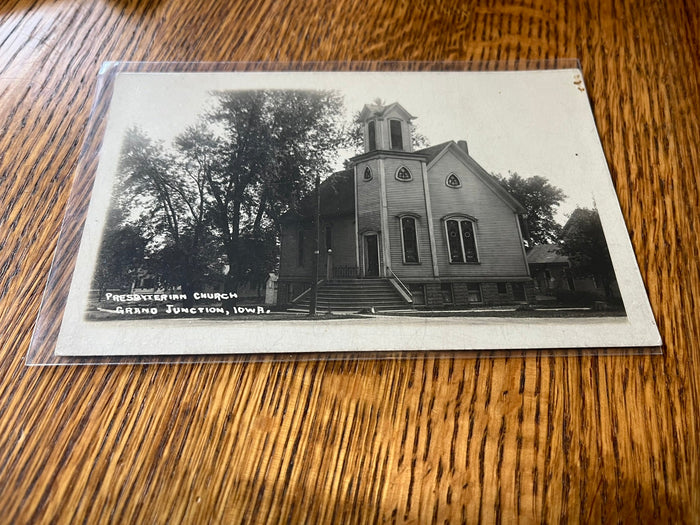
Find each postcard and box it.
[44,66,661,357]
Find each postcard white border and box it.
[54,68,661,356]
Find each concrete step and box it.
[290,304,409,312]
[291,278,411,311]
[308,287,400,296]
[295,300,407,309]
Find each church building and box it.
[277,101,535,311]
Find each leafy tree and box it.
[95,91,347,307]
[204,90,347,298]
[237,232,279,297]
[92,208,146,298]
[493,172,567,245]
[559,207,616,298]
[116,127,216,304]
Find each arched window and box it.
[395,166,412,181]
[367,121,377,151]
[390,120,403,150]
[446,173,461,188]
[400,216,419,263]
[363,166,373,181]
[444,217,478,263]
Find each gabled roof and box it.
[526,244,570,265]
[358,101,416,122]
[421,141,527,215]
[414,141,453,165]
[283,140,528,223]
[282,170,354,221]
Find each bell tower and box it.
[351,101,432,279]
[358,100,415,153]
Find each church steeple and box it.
[351,101,430,280]
[357,101,416,154]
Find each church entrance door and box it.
[364,234,380,277]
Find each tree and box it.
[95,91,348,306]
[116,126,217,304]
[559,207,616,298]
[204,90,347,299]
[91,208,146,299]
[493,172,567,245]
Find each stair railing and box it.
[290,279,326,304]
[386,267,413,305]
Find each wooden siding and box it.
[279,222,313,280]
[280,216,355,280]
[382,156,434,279]
[355,158,382,235]
[428,149,529,278]
[283,148,527,282]
[321,216,356,270]
[355,158,386,276]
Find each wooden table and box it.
[0,0,697,522]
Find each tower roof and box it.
[358,101,416,122]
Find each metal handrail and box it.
[290,279,325,303]
[386,267,413,303]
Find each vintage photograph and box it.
[53,68,661,356]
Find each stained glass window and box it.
[396,166,412,181]
[446,220,463,263]
[461,221,477,262]
[401,217,419,263]
[445,219,478,263]
[446,173,461,187]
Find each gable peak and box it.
[358,101,416,122]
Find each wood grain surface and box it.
[0,0,698,522]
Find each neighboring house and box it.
[278,101,535,310]
[526,244,621,299]
[526,244,575,294]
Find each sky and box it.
[106,69,616,225]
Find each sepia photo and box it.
[51,67,661,356]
